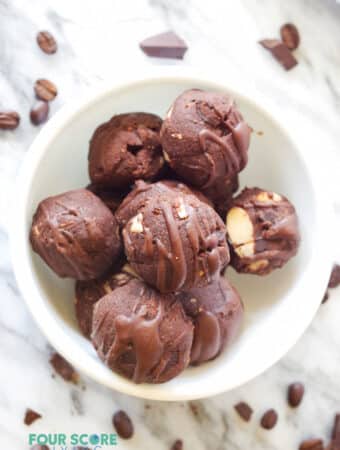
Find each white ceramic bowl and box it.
[11,68,333,401]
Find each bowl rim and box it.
[10,67,333,401]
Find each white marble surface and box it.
[1,0,340,448]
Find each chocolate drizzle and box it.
[190,311,221,364]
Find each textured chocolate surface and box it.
[91,278,193,383]
[89,113,164,189]
[30,189,121,280]
[75,262,134,338]
[160,89,250,191]
[116,180,229,293]
[226,187,300,275]
[181,277,243,365]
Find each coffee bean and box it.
[328,265,340,289]
[37,31,57,54]
[0,111,20,130]
[30,101,49,126]
[288,382,305,407]
[31,446,50,450]
[24,408,42,425]
[34,79,58,101]
[280,23,300,50]
[260,409,278,430]
[171,439,183,450]
[49,352,79,383]
[113,410,134,439]
[234,402,253,422]
[299,438,324,450]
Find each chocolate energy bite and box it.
[160,89,251,190]
[92,278,194,383]
[226,188,300,275]
[181,277,243,365]
[30,189,121,280]
[89,113,164,189]
[75,263,135,338]
[116,181,229,293]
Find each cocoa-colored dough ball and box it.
[30,189,121,280]
[226,187,300,275]
[160,89,251,189]
[91,278,194,384]
[88,113,164,189]
[116,181,229,293]
[75,262,135,338]
[181,277,243,365]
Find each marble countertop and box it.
[1,0,340,448]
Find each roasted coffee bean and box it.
[30,101,49,126]
[260,409,278,430]
[0,111,20,130]
[34,79,57,101]
[234,402,253,422]
[50,352,79,383]
[113,410,134,439]
[299,438,324,450]
[328,265,340,289]
[24,408,42,425]
[280,23,300,50]
[288,382,305,407]
[171,439,183,450]
[37,31,57,54]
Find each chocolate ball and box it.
[75,263,135,338]
[91,278,194,383]
[181,277,243,365]
[116,181,230,293]
[88,112,164,189]
[160,89,251,189]
[30,189,121,280]
[226,188,300,275]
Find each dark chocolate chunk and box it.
[171,440,183,450]
[50,352,79,384]
[328,265,340,289]
[24,408,42,425]
[112,410,134,439]
[30,101,49,125]
[234,402,253,422]
[288,382,305,407]
[260,409,278,430]
[37,31,57,54]
[140,31,188,59]
[299,439,324,450]
[0,111,20,130]
[34,79,58,101]
[322,291,329,304]
[280,23,300,50]
[259,39,298,70]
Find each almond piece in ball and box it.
[226,187,300,275]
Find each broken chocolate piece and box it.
[234,402,253,422]
[140,31,188,59]
[50,352,79,384]
[299,438,324,450]
[259,39,298,70]
[328,265,340,289]
[171,440,183,450]
[24,408,42,425]
[280,23,300,50]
